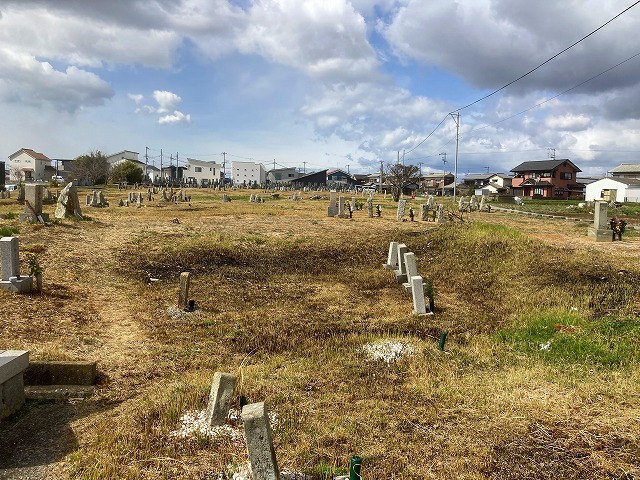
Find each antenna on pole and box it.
[547,148,556,160]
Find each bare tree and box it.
[70,150,110,185]
[386,163,421,201]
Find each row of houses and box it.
[5,148,640,202]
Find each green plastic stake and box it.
[438,331,448,351]
[350,455,362,480]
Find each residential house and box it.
[422,172,454,195]
[232,161,266,186]
[292,170,327,189]
[267,167,300,184]
[160,165,186,183]
[326,169,353,185]
[585,177,640,202]
[8,148,52,182]
[185,158,222,186]
[510,159,581,200]
[608,163,640,179]
[464,173,513,195]
[106,150,139,165]
[49,158,92,186]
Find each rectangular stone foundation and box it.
[0,350,29,419]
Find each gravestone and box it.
[327,191,337,217]
[479,195,487,212]
[0,191,5,199]
[367,197,373,218]
[20,184,48,222]
[136,193,142,208]
[588,201,610,242]
[55,183,83,219]
[223,193,230,202]
[90,190,99,207]
[384,242,399,270]
[178,272,191,309]
[0,237,33,293]
[0,350,29,419]
[161,189,170,202]
[147,190,153,202]
[458,196,466,212]
[118,199,124,207]
[249,194,255,203]
[470,195,479,211]
[350,197,356,212]
[436,204,446,223]
[395,243,408,283]
[205,372,237,426]
[128,192,135,203]
[242,402,280,480]
[411,276,431,315]
[427,195,435,209]
[98,191,107,206]
[420,203,429,221]
[337,196,345,218]
[402,252,419,293]
[397,199,406,221]
[86,194,91,206]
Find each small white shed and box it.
[585,178,640,202]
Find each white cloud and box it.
[153,90,183,113]
[128,93,144,104]
[159,110,192,124]
[544,114,592,131]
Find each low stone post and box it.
[338,196,345,217]
[367,197,373,218]
[420,203,429,221]
[205,372,236,426]
[411,276,429,315]
[178,272,191,310]
[242,402,280,480]
[395,243,408,283]
[384,242,399,270]
[403,252,418,293]
[397,199,406,221]
[0,236,20,281]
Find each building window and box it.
[541,172,551,178]
[195,167,202,173]
[555,188,565,196]
[534,187,545,195]
[560,172,572,180]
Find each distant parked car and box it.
[51,175,65,183]
[5,184,18,191]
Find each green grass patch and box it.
[496,310,640,368]
[0,225,19,236]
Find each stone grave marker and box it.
[98,191,107,206]
[470,195,478,211]
[0,237,33,293]
[479,195,487,211]
[161,189,170,202]
[327,190,337,217]
[367,197,373,218]
[384,241,399,270]
[118,199,124,207]
[420,203,429,221]
[242,402,280,480]
[395,243,408,283]
[20,184,48,223]
[128,192,135,203]
[397,199,406,221]
[436,204,446,223]
[411,276,431,315]
[402,252,418,293]
[205,372,236,426]
[0,350,29,419]
[588,201,610,242]
[86,194,91,206]
[136,193,142,208]
[337,196,345,218]
[178,272,191,309]
[427,195,435,209]
[223,193,230,202]
[55,183,83,219]
[458,196,466,212]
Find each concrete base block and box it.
[0,350,29,420]
[394,271,407,284]
[403,283,412,294]
[382,263,396,271]
[24,361,97,386]
[0,276,33,293]
[588,227,612,242]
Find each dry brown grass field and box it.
[1,187,639,479]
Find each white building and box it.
[8,148,52,182]
[232,161,266,186]
[106,150,139,165]
[185,158,222,186]
[585,177,640,202]
[267,167,300,184]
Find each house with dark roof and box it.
[8,148,52,182]
[292,170,327,188]
[326,169,353,185]
[510,159,581,200]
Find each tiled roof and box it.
[511,159,581,173]
[9,148,50,160]
[608,163,640,173]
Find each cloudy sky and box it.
[1,0,639,178]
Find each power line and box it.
[450,0,640,113]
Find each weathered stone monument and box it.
[402,252,419,293]
[136,193,143,208]
[420,203,429,221]
[55,183,83,219]
[436,204,446,223]
[411,276,432,315]
[397,199,406,221]
[479,195,487,212]
[337,196,345,218]
[20,184,48,223]
[367,197,373,218]
[470,195,479,211]
[242,402,280,480]
[395,243,408,283]
[205,372,237,426]
[0,237,33,293]
[384,242,399,270]
[178,272,191,310]
[327,191,337,217]
[458,196,466,212]
[0,350,29,419]
[588,201,610,242]
[427,195,435,209]
[222,193,230,203]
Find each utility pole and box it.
[449,112,460,201]
[170,154,174,181]
[221,152,226,184]
[176,152,179,183]
[379,160,384,193]
[160,148,163,184]
[440,152,447,197]
[145,146,149,183]
[548,147,556,160]
[402,150,405,165]
[418,162,423,192]
[485,166,490,174]
[397,151,400,164]
[303,161,307,174]
[346,164,350,174]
